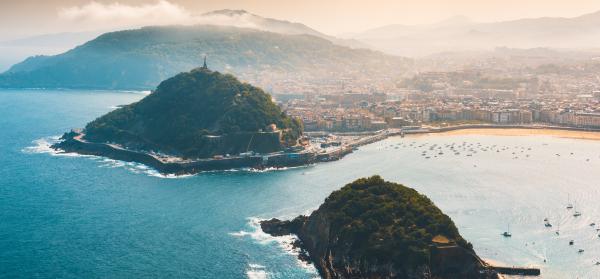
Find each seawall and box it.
[52,132,315,175]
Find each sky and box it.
[2,0,600,40]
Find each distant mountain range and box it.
[349,11,600,56]
[0,25,407,90]
[0,31,103,72]
[200,9,366,49]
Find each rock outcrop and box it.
[261,176,498,279]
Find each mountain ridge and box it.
[0,24,408,90]
[199,9,367,49]
[351,10,600,56]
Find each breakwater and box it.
[52,132,315,175]
[53,125,600,175]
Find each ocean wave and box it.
[230,217,318,275]
[21,136,62,155]
[21,136,98,159]
[22,137,308,178]
[22,136,97,159]
[246,264,269,279]
[21,136,198,179]
[93,158,198,179]
[145,169,196,179]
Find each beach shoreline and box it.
[51,124,600,176]
[411,126,600,141]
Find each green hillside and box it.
[83,67,302,158]
[0,25,408,90]
[261,176,482,278]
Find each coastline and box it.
[51,131,316,175]
[422,127,600,141]
[51,124,600,176]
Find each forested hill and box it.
[83,68,302,158]
[0,25,409,90]
[260,176,494,278]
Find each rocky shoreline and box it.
[51,124,600,176]
[260,176,541,279]
[260,217,501,279]
[51,131,315,175]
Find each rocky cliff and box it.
[261,176,497,279]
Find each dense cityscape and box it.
[276,54,600,132]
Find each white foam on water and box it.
[230,217,318,275]
[22,136,100,159]
[22,137,309,179]
[246,264,269,279]
[145,169,196,179]
[248,264,266,269]
[22,136,62,155]
[98,158,126,168]
[22,136,199,179]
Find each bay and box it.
[2,90,600,278]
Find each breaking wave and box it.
[22,137,307,179]
[230,217,318,275]
[246,264,269,279]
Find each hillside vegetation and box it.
[261,176,482,278]
[0,25,408,89]
[84,68,302,158]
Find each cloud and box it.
[58,0,195,28]
[57,1,261,31]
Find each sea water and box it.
[2,90,600,278]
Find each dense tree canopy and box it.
[84,68,302,157]
[312,176,471,269]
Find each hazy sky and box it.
[2,0,600,40]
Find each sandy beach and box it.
[425,128,600,141]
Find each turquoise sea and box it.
[2,90,600,278]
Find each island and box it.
[52,65,314,174]
[261,176,540,278]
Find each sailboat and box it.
[566,194,573,210]
[573,202,581,217]
[502,224,512,237]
